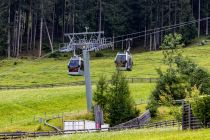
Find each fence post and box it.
[62,113,64,123]
[189,105,191,129]
[45,112,47,120]
[178,121,180,130]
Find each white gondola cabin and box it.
[114,51,133,71]
[68,56,84,76]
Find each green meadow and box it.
[0,42,210,132]
[0,83,155,132]
[36,128,210,140]
[0,43,210,87]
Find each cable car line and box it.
[113,17,210,71]
[113,17,210,41]
[113,17,210,44]
[1,17,210,76]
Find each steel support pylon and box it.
[59,30,113,112]
[83,49,93,112]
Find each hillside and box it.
[0,83,155,132]
[0,42,210,132]
[0,43,210,87]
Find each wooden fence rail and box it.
[182,101,203,130]
[0,78,159,90]
[112,110,151,128]
[0,120,180,139]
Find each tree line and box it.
[0,0,209,58]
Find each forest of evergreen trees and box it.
[0,0,209,58]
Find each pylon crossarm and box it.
[59,31,113,53]
[64,31,104,36]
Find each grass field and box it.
[1,40,210,132]
[36,128,210,140]
[0,83,155,132]
[0,43,210,87]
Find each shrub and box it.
[148,33,210,117]
[187,86,210,126]
[14,62,18,65]
[152,68,186,101]
[201,40,207,46]
[36,125,43,131]
[147,68,186,116]
[175,57,210,95]
[191,96,210,126]
[170,106,182,122]
[147,33,185,116]
[146,95,158,117]
[21,56,28,59]
[160,33,183,69]
[63,54,69,57]
[95,52,104,57]
[49,52,62,58]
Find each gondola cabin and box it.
[68,56,84,76]
[115,52,133,71]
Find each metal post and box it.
[189,104,191,129]
[198,0,201,38]
[83,49,93,112]
[182,100,184,130]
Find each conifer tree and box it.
[107,72,139,126]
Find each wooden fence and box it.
[112,110,151,128]
[182,101,203,130]
[0,78,159,90]
[0,120,180,139]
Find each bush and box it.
[146,95,158,117]
[191,96,210,126]
[49,52,62,58]
[147,68,186,116]
[14,62,18,65]
[36,125,43,131]
[175,57,210,95]
[187,86,210,126]
[152,68,186,101]
[148,33,210,117]
[21,56,28,59]
[170,106,182,122]
[201,40,207,46]
[63,54,69,57]
[95,52,104,57]
[147,33,185,116]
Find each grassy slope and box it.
[0,44,210,87]
[1,42,210,131]
[36,128,210,140]
[0,83,155,132]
